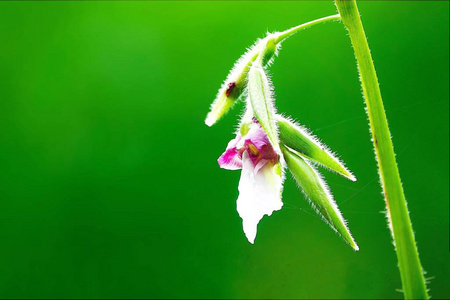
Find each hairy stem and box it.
[275,14,341,44]
[334,0,428,299]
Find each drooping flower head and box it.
[218,119,283,244]
[205,19,359,250]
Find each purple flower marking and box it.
[218,123,278,172]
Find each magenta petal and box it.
[218,148,242,170]
[245,126,270,151]
[244,126,278,161]
[218,135,243,170]
[217,124,277,171]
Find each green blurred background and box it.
[0,1,448,299]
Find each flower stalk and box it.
[274,14,341,44]
[334,0,428,298]
[205,15,342,127]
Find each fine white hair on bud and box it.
[205,14,341,127]
[277,115,356,181]
[205,35,281,127]
[281,145,359,251]
[247,61,281,155]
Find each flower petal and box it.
[244,124,278,165]
[236,152,283,244]
[245,125,270,151]
[253,158,268,175]
[218,135,243,170]
[218,148,242,170]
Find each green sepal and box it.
[281,145,359,251]
[247,64,280,153]
[278,116,356,181]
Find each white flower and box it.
[218,121,283,244]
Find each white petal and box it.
[236,152,283,244]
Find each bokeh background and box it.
[0,1,448,299]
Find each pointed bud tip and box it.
[205,116,214,127]
[348,174,357,182]
[349,238,359,251]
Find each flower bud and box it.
[205,36,279,127]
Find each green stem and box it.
[334,1,428,299]
[274,14,341,44]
